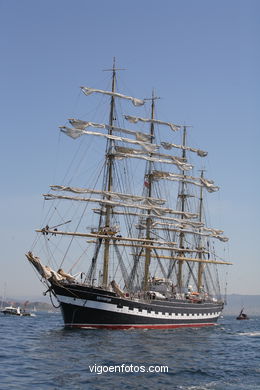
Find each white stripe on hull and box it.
[57,294,221,321]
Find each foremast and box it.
[102,59,128,287]
[102,60,116,287]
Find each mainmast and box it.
[197,170,205,291]
[143,92,157,291]
[177,126,187,291]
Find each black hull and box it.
[51,283,224,329]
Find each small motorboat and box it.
[236,308,249,320]
[1,306,33,316]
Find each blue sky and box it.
[0,0,259,299]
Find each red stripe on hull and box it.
[65,323,216,330]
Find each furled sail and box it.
[124,115,181,131]
[60,126,159,152]
[149,222,228,241]
[69,118,106,130]
[145,225,229,242]
[200,177,219,192]
[151,220,204,229]
[50,185,166,206]
[69,118,152,142]
[44,193,198,218]
[81,87,145,106]
[113,146,193,171]
[151,170,219,192]
[161,142,208,157]
[92,209,201,225]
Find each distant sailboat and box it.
[26,60,232,329]
[236,308,249,320]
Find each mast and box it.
[197,170,205,291]
[143,92,157,291]
[177,126,187,291]
[102,58,117,287]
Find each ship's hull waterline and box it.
[51,283,223,329]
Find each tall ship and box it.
[26,61,231,329]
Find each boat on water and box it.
[236,308,249,320]
[1,306,33,317]
[26,60,232,329]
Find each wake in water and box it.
[237,331,260,337]
[179,382,260,390]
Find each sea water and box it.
[0,312,259,390]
